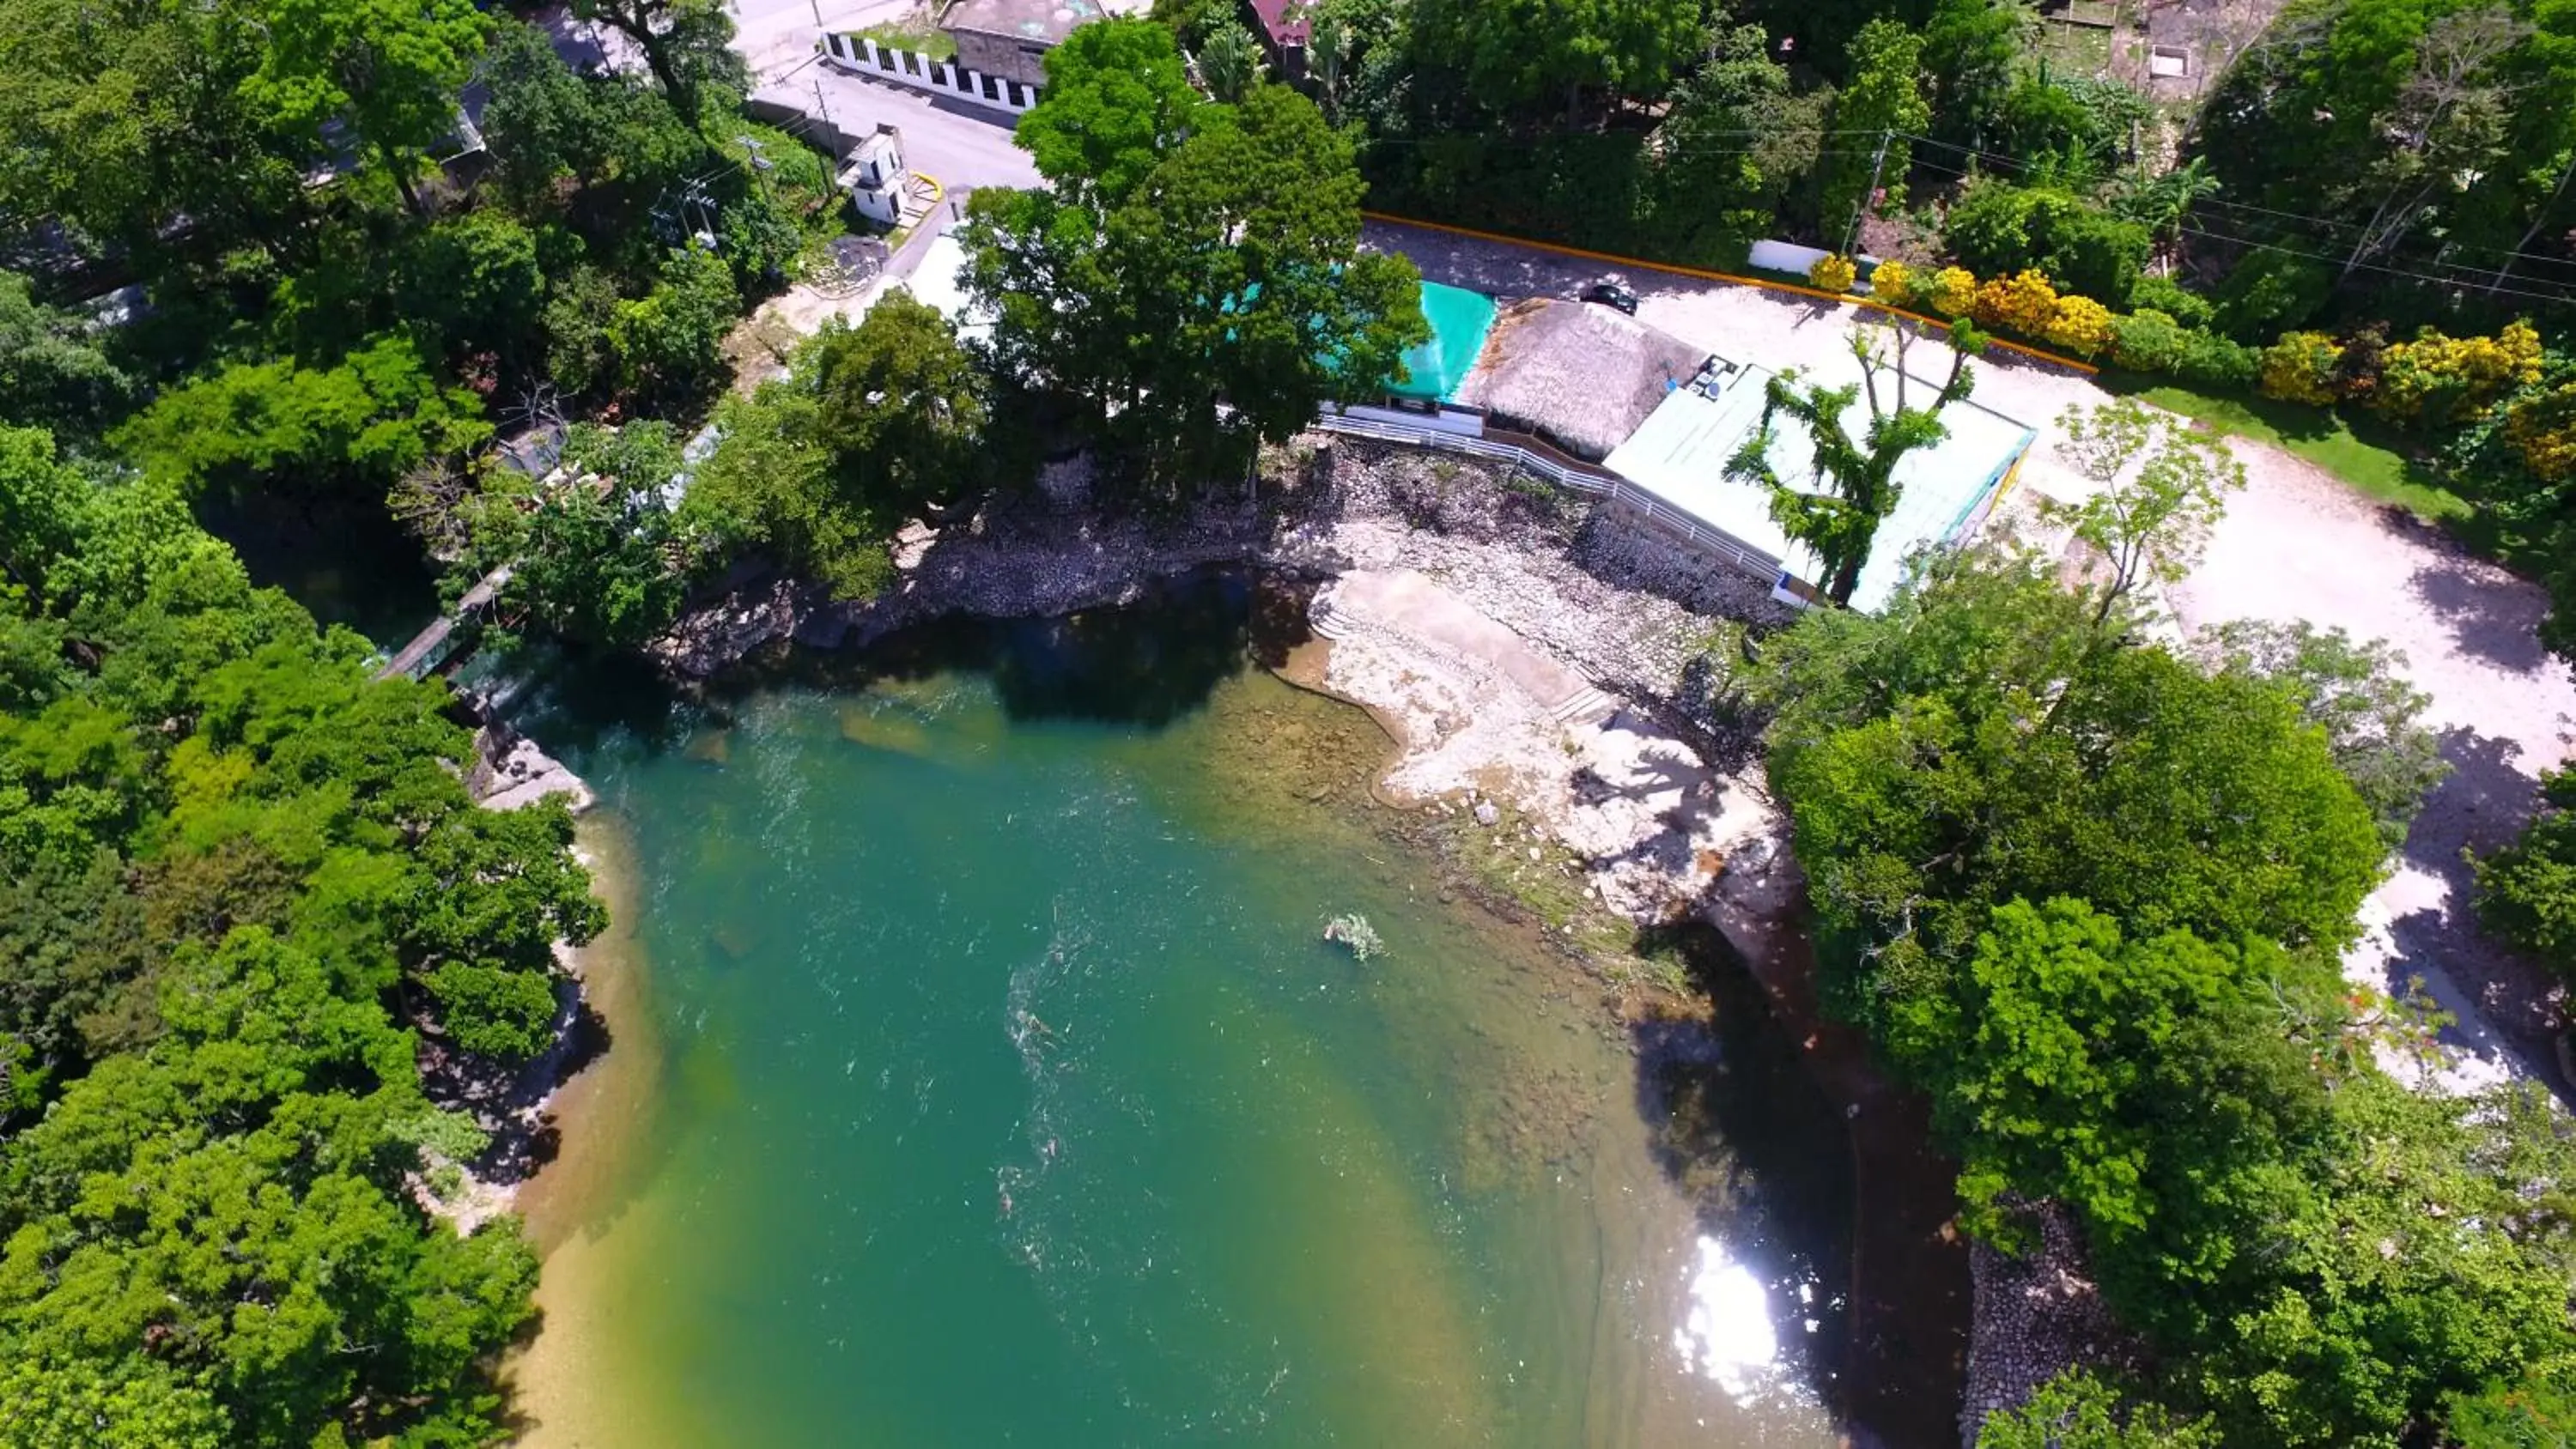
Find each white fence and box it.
[1312,412,1787,584]
[823,33,1040,115]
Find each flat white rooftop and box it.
[1602,353,2035,612]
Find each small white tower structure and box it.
[840,124,908,225]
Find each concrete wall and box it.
[823,33,1041,115]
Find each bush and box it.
[2111,308,2188,373]
[2215,247,2330,343]
[1944,176,2036,277]
[2046,294,2118,356]
[2129,274,2215,330]
[1927,265,1979,318]
[1975,268,2060,336]
[2259,330,2346,405]
[2372,321,2546,429]
[2175,328,2259,390]
[1868,258,1915,306]
[1809,252,1858,294]
[1942,178,2148,302]
[2505,383,2576,482]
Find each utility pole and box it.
[1844,130,1893,259]
[812,75,840,156]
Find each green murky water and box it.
[507,580,1851,1448]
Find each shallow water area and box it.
[503,582,1849,1448]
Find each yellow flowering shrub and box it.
[1808,253,1858,294]
[2506,383,2576,482]
[1926,266,1978,318]
[1867,259,1914,307]
[2372,320,2547,427]
[2043,294,2117,357]
[1973,270,2059,337]
[2257,331,2345,406]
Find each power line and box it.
[1899,130,2576,276]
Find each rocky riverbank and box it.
[651,436,1791,698]
[416,719,605,1234]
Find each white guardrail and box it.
[1312,412,1786,582]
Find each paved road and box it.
[751,52,1041,193]
[730,0,907,71]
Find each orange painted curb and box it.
[1362,210,2102,376]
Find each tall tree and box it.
[246,0,489,211]
[1921,0,2031,150]
[570,0,748,130]
[1819,19,1931,250]
[2043,400,2245,625]
[1656,23,1831,251]
[1197,18,1267,102]
[0,269,135,439]
[0,0,312,257]
[1724,318,1982,606]
[1411,0,1699,118]
[965,21,1425,499]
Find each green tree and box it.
[111,336,491,504]
[2201,619,2449,852]
[1980,1369,2221,1447]
[805,293,990,520]
[0,0,313,258]
[461,421,692,650]
[1656,23,1830,255]
[1819,19,1930,250]
[967,27,1425,500]
[2042,399,2245,625]
[1724,317,1982,606]
[1917,897,2339,1251]
[246,0,489,211]
[609,246,739,408]
[680,295,993,600]
[1411,0,1698,117]
[0,270,136,440]
[1922,0,2030,151]
[477,20,627,213]
[1197,18,1267,102]
[1756,550,2387,1023]
[570,0,748,129]
[2476,766,2576,972]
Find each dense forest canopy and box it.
[0,422,600,1446]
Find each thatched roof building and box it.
[1451,299,1709,461]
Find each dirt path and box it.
[2172,452,2576,1087]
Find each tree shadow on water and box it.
[820,569,1281,730]
[1631,919,1858,1426]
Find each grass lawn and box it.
[854,20,956,59]
[2108,376,2475,523]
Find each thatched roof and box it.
[1451,299,1708,461]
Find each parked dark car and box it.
[1581,281,1638,314]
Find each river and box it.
[501,578,1857,1447]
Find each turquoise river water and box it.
[502,582,1855,1447]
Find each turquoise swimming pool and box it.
[1388,282,1498,402]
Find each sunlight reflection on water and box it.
[1674,1234,1818,1410]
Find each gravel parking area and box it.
[2172,452,2576,1086]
